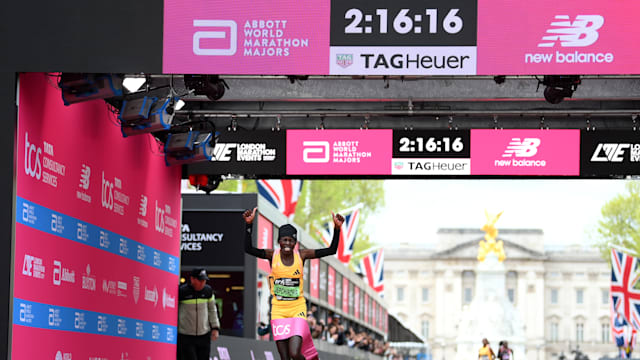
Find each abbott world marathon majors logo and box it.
[181,223,224,251]
[525,15,613,64]
[495,138,546,167]
[303,141,371,164]
[193,19,308,57]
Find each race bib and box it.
[273,278,300,300]
[502,353,510,360]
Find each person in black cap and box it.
[177,268,220,360]
[243,207,344,360]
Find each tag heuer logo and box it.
[336,54,353,68]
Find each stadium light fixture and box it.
[59,73,123,105]
[164,130,215,166]
[540,75,581,104]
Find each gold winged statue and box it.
[477,210,506,262]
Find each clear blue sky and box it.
[367,179,632,249]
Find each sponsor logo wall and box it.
[164,0,640,75]
[580,130,640,176]
[14,73,181,359]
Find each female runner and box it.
[243,208,344,360]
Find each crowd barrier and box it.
[210,335,384,360]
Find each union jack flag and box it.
[256,180,303,219]
[613,310,637,358]
[610,248,640,332]
[613,310,628,347]
[320,205,361,264]
[360,248,384,296]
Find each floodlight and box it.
[122,76,147,93]
[119,96,156,123]
[164,130,214,166]
[120,96,179,137]
[541,75,581,104]
[59,73,123,105]
[184,75,228,101]
[188,174,223,194]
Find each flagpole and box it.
[611,244,640,257]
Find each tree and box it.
[595,181,640,259]
[215,179,257,193]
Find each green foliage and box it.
[215,179,257,193]
[595,181,640,260]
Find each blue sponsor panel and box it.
[13,298,176,344]
[16,197,179,275]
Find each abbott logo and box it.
[538,15,604,48]
[302,141,329,163]
[193,20,237,56]
[502,138,541,158]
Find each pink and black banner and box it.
[14,73,181,359]
[163,0,640,75]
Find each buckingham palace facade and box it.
[385,228,613,360]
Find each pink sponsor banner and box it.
[327,266,335,307]
[14,74,180,354]
[477,0,640,75]
[470,129,580,176]
[310,259,320,299]
[354,287,360,319]
[257,214,273,273]
[14,225,177,325]
[364,294,369,324]
[163,0,330,75]
[286,130,392,175]
[17,74,181,256]
[12,326,176,360]
[342,278,349,314]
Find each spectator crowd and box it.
[306,305,400,359]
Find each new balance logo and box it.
[538,15,604,48]
[502,138,540,158]
[79,164,90,190]
[293,269,300,276]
